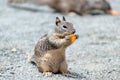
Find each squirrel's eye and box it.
[63,25,67,28]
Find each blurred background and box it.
[0,0,120,80]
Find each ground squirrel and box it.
[30,16,78,76]
[7,0,119,15]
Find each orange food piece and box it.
[108,10,120,15]
[69,34,77,43]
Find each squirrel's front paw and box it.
[65,35,70,40]
[76,34,79,39]
[65,34,78,43]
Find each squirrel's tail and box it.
[107,10,120,16]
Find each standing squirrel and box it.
[7,0,119,15]
[30,16,78,76]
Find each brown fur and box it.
[30,17,77,75]
[8,0,112,15]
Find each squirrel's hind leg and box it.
[59,60,68,75]
[39,61,53,76]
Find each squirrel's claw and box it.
[43,72,52,77]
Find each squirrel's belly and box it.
[41,49,65,73]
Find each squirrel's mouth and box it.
[64,33,72,36]
[65,32,76,36]
[58,32,78,39]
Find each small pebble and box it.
[26,53,32,62]
[11,48,17,52]
[10,72,15,75]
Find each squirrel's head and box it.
[54,16,76,35]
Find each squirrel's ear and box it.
[63,16,66,21]
[56,17,61,26]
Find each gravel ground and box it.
[0,0,120,80]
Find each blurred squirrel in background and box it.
[28,16,78,76]
[8,0,119,15]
